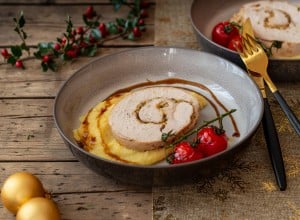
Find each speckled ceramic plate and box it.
[54,47,263,186]
[190,0,300,81]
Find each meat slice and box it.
[108,86,202,151]
[230,1,300,57]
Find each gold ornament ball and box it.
[1,172,46,214]
[16,197,61,220]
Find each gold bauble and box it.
[1,172,46,214]
[16,197,61,220]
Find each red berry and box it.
[76,26,84,35]
[79,41,88,48]
[171,141,204,164]
[66,50,77,58]
[43,55,51,63]
[84,6,94,19]
[133,26,142,37]
[196,126,228,157]
[138,19,145,26]
[1,48,9,58]
[140,9,148,18]
[89,35,96,43]
[71,29,77,37]
[98,23,108,37]
[54,43,61,51]
[61,37,67,46]
[15,60,24,68]
[98,23,106,32]
[118,27,123,33]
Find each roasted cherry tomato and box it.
[211,21,240,47]
[196,126,228,157]
[227,35,243,52]
[170,141,204,164]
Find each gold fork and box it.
[240,34,300,136]
[238,18,286,190]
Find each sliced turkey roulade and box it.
[230,1,300,57]
[108,86,205,151]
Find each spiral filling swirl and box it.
[108,87,202,151]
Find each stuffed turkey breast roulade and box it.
[108,86,206,151]
[230,1,300,58]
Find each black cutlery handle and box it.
[262,98,287,191]
[273,91,300,136]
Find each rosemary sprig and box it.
[163,109,236,148]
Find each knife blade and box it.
[242,18,286,190]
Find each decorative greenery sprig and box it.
[162,109,236,148]
[256,39,282,57]
[0,0,150,72]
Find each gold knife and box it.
[242,18,286,190]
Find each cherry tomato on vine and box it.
[227,35,243,52]
[196,126,228,157]
[211,21,239,47]
[170,141,204,164]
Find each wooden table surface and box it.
[1,1,300,220]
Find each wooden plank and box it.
[0,191,152,220]
[0,4,154,46]
[0,98,74,160]
[56,192,152,220]
[0,0,112,4]
[154,0,199,49]
[0,162,151,193]
[0,162,152,220]
[0,48,129,98]
[0,0,156,4]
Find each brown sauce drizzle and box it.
[78,78,240,162]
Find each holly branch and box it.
[0,0,150,72]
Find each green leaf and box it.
[127,32,135,40]
[107,22,119,34]
[64,43,72,51]
[18,11,26,28]
[82,15,91,27]
[48,61,58,72]
[132,17,138,27]
[34,51,42,59]
[10,45,22,58]
[21,30,27,40]
[90,28,101,40]
[41,62,48,72]
[53,49,60,57]
[86,45,98,57]
[111,0,124,11]
[37,42,53,56]
[21,42,29,52]
[7,56,16,65]
[38,42,50,49]
[116,18,126,27]
[65,16,73,33]
[61,53,70,61]
[124,20,131,30]
[48,42,55,49]
[14,27,20,34]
